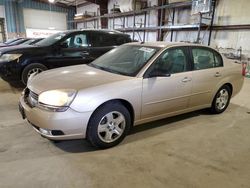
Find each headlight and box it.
[0,54,22,63]
[38,89,77,111]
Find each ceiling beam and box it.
[83,0,108,5]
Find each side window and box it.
[214,51,223,67]
[115,36,130,45]
[61,33,88,48]
[73,34,88,47]
[192,48,222,70]
[91,33,116,47]
[151,48,188,75]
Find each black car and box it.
[0,30,131,85]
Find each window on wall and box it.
[192,48,223,70]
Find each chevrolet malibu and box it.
[19,42,244,148]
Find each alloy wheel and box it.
[27,68,43,78]
[97,111,126,143]
[215,89,229,110]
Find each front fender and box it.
[70,79,143,121]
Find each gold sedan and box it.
[19,42,244,148]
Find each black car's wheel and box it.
[87,102,131,149]
[210,85,232,114]
[21,63,48,85]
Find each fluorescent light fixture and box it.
[75,13,84,16]
[48,0,55,3]
[48,27,55,30]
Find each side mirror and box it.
[60,42,68,48]
[148,70,171,78]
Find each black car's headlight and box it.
[0,54,22,63]
[38,89,77,112]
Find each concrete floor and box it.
[0,78,249,188]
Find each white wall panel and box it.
[214,0,250,25]
[23,8,67,30]
[76,4,100,29]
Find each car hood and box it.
[28,65,133,94]
[0,44,38,54]
[0,44,7,47]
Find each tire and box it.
[210,85,232,114]
[87,102,131,149]
[21,63,48,85]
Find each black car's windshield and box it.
[35,32,66,46]
[89,45,159,76]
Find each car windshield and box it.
[35,32,66,46]
[89,45,159,76]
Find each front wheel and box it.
[210,85,232,114]
[21,63,48,85]
[87,102,131,149]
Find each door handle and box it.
[182,77,192,83]
[214,72,221,77]
[81,51,89,56]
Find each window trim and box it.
[189,46,224,71]
[143,46,192,78]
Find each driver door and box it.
[49,32,92,68]
[141,47,192,119]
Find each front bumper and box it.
[19,96,92,140]
[0,60,22,82]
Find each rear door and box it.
[189,47,224,107]
[88,32,119,60]
[141,47,192,119]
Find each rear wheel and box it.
[21,63,47,85]
[210,85,231,114]
[87,102,131,149]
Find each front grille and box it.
[31,123,64,136]
[51,130,64,136]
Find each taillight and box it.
[242,63,247,76]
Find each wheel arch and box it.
[224,83,233,95]
[87,98,135,130]
[20,62,48,84]
[211,81,233,102]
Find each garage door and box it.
[23,8,67,30]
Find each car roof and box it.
[126,41,213,49]
[62,29,124,35]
